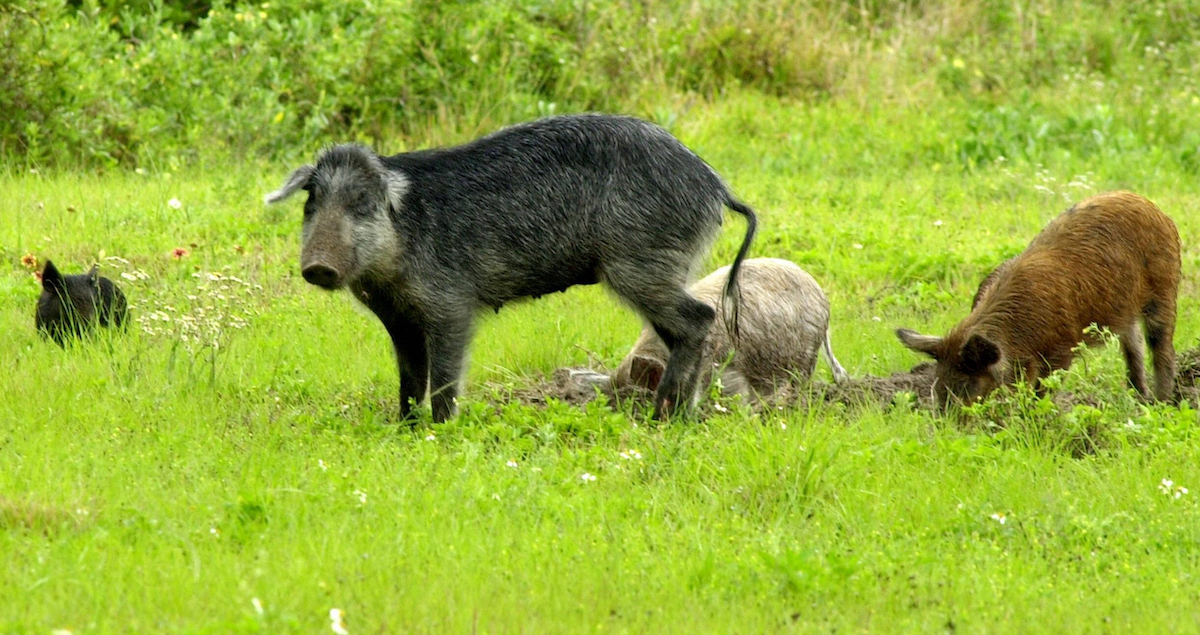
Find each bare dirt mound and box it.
[502,362,939,413]
[811,362,936,409]
[501,346,1200,415]
[1174,346,1200,407]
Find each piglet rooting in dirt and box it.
[36,259,129,346]
[610,258,849,404]
[898,190,1181,409]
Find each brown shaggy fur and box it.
[898,190,1181,408]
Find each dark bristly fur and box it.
[36,260,128,346]
[266,113,757,423]
[898,190,1181,409]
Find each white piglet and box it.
[611,257,848,401]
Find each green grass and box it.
[3,90,1200,633]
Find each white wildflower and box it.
[1160,478,1189,499]
[989,512,1007,525]
[252,597,264,615]
[580,472,597,483]
[168,197,183,209]
[506,460,519,468]
[330,608,349,635]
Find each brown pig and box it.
[898,190,1180,408]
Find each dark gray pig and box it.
[265,114,757,423]
[36,260,128,346]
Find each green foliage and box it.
[4,0,1200,169]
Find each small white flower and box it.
[581,472,597,483]
[318,459,328,472]
[506,460,518,468]
[1161,478,1189,498]
[425,434,436,442]
[989,512,1007,525]
[252,597,264,615]
[852,243,864,250]
[780,422,787,430]
[210,527,220,537]
[713,402,729,414]
[933,220,944,227]
[872,316,882,322]
[353,490,367,505]
[168,197,182,209]
[330,608,349,635]
[619,449,643,461]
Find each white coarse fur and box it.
[611,258,849,401]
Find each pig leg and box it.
[605,263,714,420]
[1118,323,1151,399]
[361,289,431,421]
[382,316,429,422]
[646,297,714,420]
[1144,299,1177,402]
[1023,359,1045,395]
[426,319,474,423]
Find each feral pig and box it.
[36,260,128,346]
[611,258,849,400]
[970,257,1015,310]
[898,190,1180,408]
[265,114,757,423]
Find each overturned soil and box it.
[501,361,939,414]
[502,346,1200,415]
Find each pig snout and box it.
[301,263,343,289]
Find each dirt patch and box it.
[502,346,1200,415]
[809,362,937,410]
[501,362,939,413]
[1174,346,1200,407]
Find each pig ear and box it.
[959,334,1001,373]
[42,260,65,292]
[264,164,315,204]
[629,355,666,391]
[896,328,943,359]
[382,170,409,212]
[86,264,100,285]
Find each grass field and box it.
[3,90,1200,633]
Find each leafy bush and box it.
[3,0,1200,169]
